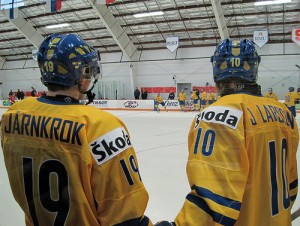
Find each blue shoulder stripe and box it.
[192,185,241,211]
[290,179,298,190]
[187,194,236,225]
[290,195,297,202]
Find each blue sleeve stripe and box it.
[186,194,236,226]
[289,179,298,190]
[290,195,297,202]
[192,185,241,211]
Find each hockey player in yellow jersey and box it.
[1,34,154,226]
[264,87,278,101]
[191,87,199,111]
[207,90,215,105]
[284,86,298,117]
[200,89,207,110]
[158,39,299,226]
[178,89,187,111]
[154,93,167,112]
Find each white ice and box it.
[0,109,299,225]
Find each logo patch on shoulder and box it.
[89,127,132,165]
[194,106,243,129]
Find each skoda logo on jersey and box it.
[124,101,138,108]
[90,127,132,165]
[194,106,243,130]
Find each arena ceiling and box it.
[0,0,299,62]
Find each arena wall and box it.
[0,43,299,100]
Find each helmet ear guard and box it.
[211,39,261,83]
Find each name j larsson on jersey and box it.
[90,127,132,165]
[195,106,243,129]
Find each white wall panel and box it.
[0,43,299,99]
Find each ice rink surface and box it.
[0,109,299,226]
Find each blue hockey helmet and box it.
[289,87,294,92]
[210,39,261,83]
[37,33,101,88]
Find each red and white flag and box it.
[96,0,116,4]
[46,0,62,13]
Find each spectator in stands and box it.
[168,91,175,100]
[41,91,47,98]
[16,89,21,100]
[8,93,16,105]
[8,89,13,96]
[20,90,25,100]
[134,87,140,99]
[141,88,148,99]
[31,87,37,97]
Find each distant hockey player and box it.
[191,86,199,111]
[157,39,299,226]
[1,33,153,226]
[207,89,215,105]
[178,89,186,111]
[284,86,298,117]
[200,88,207,110]
[154,93,167,112]
[264,88,278,101]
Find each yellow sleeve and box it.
[289,122,299,205]
[90,117,153,225]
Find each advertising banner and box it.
[291,28,300,46]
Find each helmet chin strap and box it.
[78,79,98,105]
[85,90,96,105]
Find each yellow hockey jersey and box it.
[1,97,152,226]
[178,92,186,101]
[285,92,298,107]
[154,95,164,104]
[201,92,207,100]
[264,92,278,101]
[175,94,298,226]
[191,91,199,100]
[207,92,215,101]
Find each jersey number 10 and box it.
[269,138,290,216]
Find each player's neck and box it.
[47,86,80,100]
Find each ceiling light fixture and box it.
[133,11,164,18]
[45,23,70,29]
[254,0,291,6]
